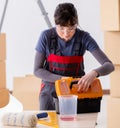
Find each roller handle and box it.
[36,112,48,119]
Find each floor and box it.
[95,95,108,128]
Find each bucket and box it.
[58,95,78,121]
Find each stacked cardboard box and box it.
[13,75,41,110]
[0,33,9,108]
[0,34,6,87]
[100,0,120,127]
[100,0,120,31]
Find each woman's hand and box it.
[77,70,98,92]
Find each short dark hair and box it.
[54,3,78,26]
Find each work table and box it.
[0,94,98,128]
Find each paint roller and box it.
[2,111,48,127]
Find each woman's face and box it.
[56,25,77,42]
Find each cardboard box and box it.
[107,96,120,128]
[110,65,120,97]
[0,33,6,60]
[13,75,41,110]
[0,88,10,108]
[100,0,120,31]
[0,61,6,88]
[104,32,120,64]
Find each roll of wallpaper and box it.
[2,112,37,127]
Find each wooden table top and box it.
[0,95,98,128]
[0,111,98,128]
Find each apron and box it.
[47,54,84,77]
[39,28,85,110]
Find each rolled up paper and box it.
[2,112,37,127]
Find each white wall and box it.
[1,0,110,90]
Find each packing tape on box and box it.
[2,112,37,127]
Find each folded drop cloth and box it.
[2,112,37,127]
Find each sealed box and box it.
[110,65,120,97]
[0,88,10,108]
[100,0,120,31]
[13,75,41,110]
[104,32,120,64]
[0,33,6,60]
[107,96,120,128]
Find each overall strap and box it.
[50,28,84,56]
[74,30,84,56]
[49,28,61,55]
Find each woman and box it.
[34,3,114,110]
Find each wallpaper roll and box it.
[2,112,37,127]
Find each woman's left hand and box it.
[77,70,98,92]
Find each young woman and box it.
[34,3,114,110]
